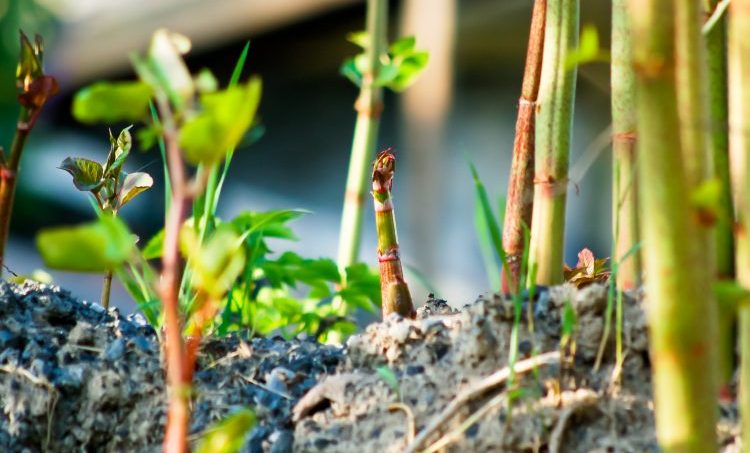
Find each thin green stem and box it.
[611,0,640,290]
[372,151,414,318]
[528,0,579,285]
[336,0,387,282]
[728,0,750,445]
[0,108,31,272]
[630,0,719,449]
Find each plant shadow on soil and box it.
[0,281,740,452]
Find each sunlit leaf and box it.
[16,31,43,90]
[36,216,135,272]
[347,31,369,49]
[389,36,416,55]
[195,68,219,93]
[191,226,247,297]
[387,51,429,92]
[59,157,104,192]
[146,29,194,108]
[180,77,262,165]
[195,408,256,453]
[340,58,362,87]
[72,82,152,124]
[118,172,153,207]
[565,25,610,69]
[142,228,165,260]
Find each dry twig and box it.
[403,351,560,453]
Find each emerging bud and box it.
[15,31,58,129]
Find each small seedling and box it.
[58,127,153,308]
[0,31,58,272]
[372,150,415,318]
[563,248,610,288]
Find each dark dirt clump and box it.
[0,281,342,452]
[0,281,741,452]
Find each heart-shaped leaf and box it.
[73,81,152,124]
[36,216,135,272]
[179,77,262,165]
[118,172,153,207]
[190,226,247,297]
[59,157,104,192]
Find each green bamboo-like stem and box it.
[611,0,640,290]
[705,0,734,278]
[728,0,750,444]
[501,0,546,293]
[372,150,414,318]
[527,0,579,285]
[704,0,735,391]
[630,0,719,450]
[0,108,30,272]
[336,0,387,279]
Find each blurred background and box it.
[0,0,612,311]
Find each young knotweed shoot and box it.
[0,31,58,272]
[58,127,153,309]
[71,29,261,453]
[372,150,415,318]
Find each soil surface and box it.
[0,281,740,452]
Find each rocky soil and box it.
[0,281,740,452]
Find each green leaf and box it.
[118,172,153,207]
[191,226,247,297]
[231,209,307,240]
[376,366,400,394]
[561,299,577,340]
[142,228,165,260]
[72,81,152,124]
[104,127,133,177]
[59,157,104,192]
[145,29,194,108]
[565,25,610,70]
[387,51,429,92]
[195,408,256,453]
[715,281,750,313]
[16,31,43,89]
[180,77,262,165]
[195,68,218,93]
[340,58,362,87]
[347,31,369,49]
[36,216,135,272]
[469,162,508,269]
[389,36,416,55]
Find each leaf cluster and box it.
[563,248,610,288]
[58,127,153,212]
[341,34,429,92]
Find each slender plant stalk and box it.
[611,0,640,290]
[336,0,388,278]
[501,0,547,293]
[728,0,750,444]
[630,0,718,449]
[101,270,113,310]
[527,0,579,285]
[704,0,736,391]
[0,108,31,272]
[156,97,191,453]
[372,150,415,318]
